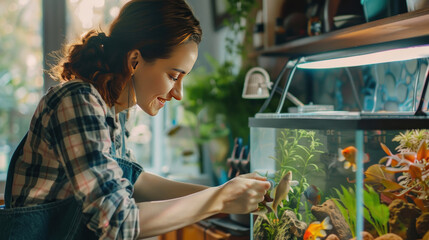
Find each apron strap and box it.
[4,132,28,208]
[111,112,127,158]
[119,112,127,159]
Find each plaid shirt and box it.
[11,80,141,239]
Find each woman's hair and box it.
[50,0,202,107]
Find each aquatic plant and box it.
[270,129,325,219]
[363,185,389,236]
[392,129,429,153]
[333,185,390,238]
[379,140,429,211]
[261,218,280,240]
[332,186,357,237]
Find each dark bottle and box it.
[274,17,286,45]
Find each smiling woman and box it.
[66,0,156,170]
[128,41,199,115]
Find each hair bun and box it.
[86,32,109,48]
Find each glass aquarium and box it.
[250,114,429,240]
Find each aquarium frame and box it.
[249,113,429,130]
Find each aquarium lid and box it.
[298,44,429,69]
[255,111,360,119]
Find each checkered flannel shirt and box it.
[11,80,141,239]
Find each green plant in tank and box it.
[332,185,357,237]
[270,129,325,220]
[333,185,390,238]
[363,185,389,236]
[262,218,280,240]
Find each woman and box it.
[0,0,271,239]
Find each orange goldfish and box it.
[303,216,333,240]
[338,146,370,172]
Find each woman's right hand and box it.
[217,172,271,214]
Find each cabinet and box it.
[158,223,249,240]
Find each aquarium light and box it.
[298,45,429,69]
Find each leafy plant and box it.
[184,55,260,140]
[363,185,389,236]
[379,138,429,212]
[332,185,357,237]
[183,0,274,144]
[333,185,390,238]
[261,218,280,240]
[392,129,429,153]
[270,129,325,220]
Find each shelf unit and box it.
[255,7,429,115]
[258,7,429,58]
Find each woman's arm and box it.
[132,172,209,202]
[137,172,271,238]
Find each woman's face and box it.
[131,42,198,116]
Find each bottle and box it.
[274,17,286,45]
[253,10,264,50]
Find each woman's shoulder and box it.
[44,80,107,110]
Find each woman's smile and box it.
[129,41,198,116]
[157,97,167,106]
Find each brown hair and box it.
[50,0,202,107]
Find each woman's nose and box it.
[171,81,183,101]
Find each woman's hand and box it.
[217,172,271,214]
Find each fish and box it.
[167,125,182,136]
[338,146,370,172]
[303,185,321,206]
[268,171,299,218]
[182,150,194,156]
[303,216,333,240]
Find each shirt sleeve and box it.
[48,89,140,239]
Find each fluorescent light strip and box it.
[298,45,429,69]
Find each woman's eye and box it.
[169,75,178,81]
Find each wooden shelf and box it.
[259,8,429,58]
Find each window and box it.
[0,0,166,178]
[0,0,43,175]
[66,0,159,171]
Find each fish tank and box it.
[250,114,429,240]
[248,50,429,239]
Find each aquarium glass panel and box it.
[250,126,429,240]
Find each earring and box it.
[128,75,135,109]
[128,76,131,110]
[131,75,137,102]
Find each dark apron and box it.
[0,113,143,240]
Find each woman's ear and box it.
[128,49,141,72]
